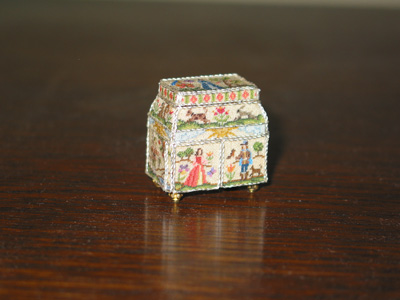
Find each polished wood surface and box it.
[1,1,399,299]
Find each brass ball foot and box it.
[169,193,183,202]
[247,184,259,193]
[152,179,160,188]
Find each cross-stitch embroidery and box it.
[146,74,269,197]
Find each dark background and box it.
[1,1,399,299]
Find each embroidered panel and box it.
[173,143,221,193]
[176,102,265,131]
[175,125,267,144]
[148,96,175,130]
[146,73,269,196]
[162,74,255,92]
[147,117,171,140]
[158,74,260,106]
[146,123,167,186]
[222,136,268,188]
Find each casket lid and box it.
[158,73,260,106]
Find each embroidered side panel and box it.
[147,119,167,187]
[149,96,174,130]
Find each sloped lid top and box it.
[158,74,260,106]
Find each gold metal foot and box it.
[153,179,160,188]
[169,193,183,202]
[248,184,259,193]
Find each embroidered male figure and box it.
[236,141,253,181]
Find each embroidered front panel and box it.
[222,136,268,188]
[174,143,221,193]
[177,102,265,131]
[148,96,175,130]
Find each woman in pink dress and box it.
[184,148,208,187]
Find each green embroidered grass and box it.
[175,183,218,192]
[177,114,265,130]
[150,109,172,129]
[223,176,264,187]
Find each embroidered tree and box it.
[184,147,194,161]
[177,147,194,162]
[253,142,264,157]
[177,151,186,162]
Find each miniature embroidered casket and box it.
[146,74,269,201]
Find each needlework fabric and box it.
[146,74,269,194]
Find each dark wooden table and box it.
[1,1,399,299]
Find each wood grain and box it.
[1,1,399,299]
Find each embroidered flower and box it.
[164,89,167,97]
[242,90,249,99]
[217,93,224,101]
[178,164,189,175]
[213,106,229,125]
[226,164,236,182]
[227,164,236,173]
[190,95,198,103]
[169,92,173,100]
[204,94,211,102]
[176,81,195,89]
[216,107,225,114]
[177,164,189,182]
[229,92,236,100]
[206,151,214,162]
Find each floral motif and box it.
[204,94,211,102]
[229,92,236,101]
[226,164,236,182]
[166,110,173,122]
[217,93,224,102]
[242,90,249,99]
[190,95,198,103]
[213,106,229,125]
[177,164,189,183]
[206,151,214,163]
